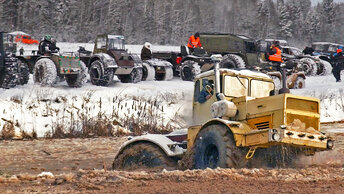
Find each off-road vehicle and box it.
[0,32,30,88]
[112,64,333,170]
[85,35,142,86]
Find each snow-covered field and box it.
[1,42,344,138]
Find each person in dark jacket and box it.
[198,81,214,103]
[302,46,314,55]
[38,35,59,55]
[332,46,344,82]
[141,42,152,60]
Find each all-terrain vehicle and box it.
[0,32,30,88]
[112,64,333,170]
[84,35,142,86]
[33,49,87,87]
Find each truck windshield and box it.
[328,45,338,52]
[312,44,329,52]
[224,76,248,97]
[250,80,275,98]
[108,37,125,50]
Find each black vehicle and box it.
[0,32,29,88]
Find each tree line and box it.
[0,0,342,48]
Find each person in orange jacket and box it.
[268,41,283,71]
[187,32,202,53]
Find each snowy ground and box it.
[2,42,344,137]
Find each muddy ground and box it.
[0,126,344,193]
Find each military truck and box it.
[84,35,142,86]
[0,32,30,88]
[112,64,333,170]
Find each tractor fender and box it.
[89,53,117,69]
[115,134,186,159]
[195,118,251,147]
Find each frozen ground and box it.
[2,42,344,137]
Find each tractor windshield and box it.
[312,44,329,52]
[108,36,125,50]
[3,33,16,53]
[244,41,257,53]
[224,76,248,97]
[250,80,275,98]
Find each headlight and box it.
[272,133,281,141]
[327,140,334,149]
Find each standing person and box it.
[187,32,202,53]
[331,46,344,82]
[268,41,283,71]
[19,47,24,56]
[141,42,152,60]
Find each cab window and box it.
[96,37,106,49]
[250,80,275,98]
[224,76,248,97]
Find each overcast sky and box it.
[311,0,344,5]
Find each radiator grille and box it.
[254,121,270,130]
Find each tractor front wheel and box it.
[33,58,57,86]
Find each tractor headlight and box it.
[327,140,334,149]
[272,133,281,141]
[280,125,286,129]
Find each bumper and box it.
[244,128,333,150]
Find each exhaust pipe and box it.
[278,64,290,94]
[214,62,224,100]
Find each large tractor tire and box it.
[33,58,57,86]
[219,54,246,69]
[317,59,332,76]
[299,58,317,76]
[142,62,155,81]
[193,124,247,169]
[0,57,18,89]
[270,75,282,90]
[89,60,114,86]
[17,59,30,85]
[112,143,177,171]
[65,61,87,88]
[180,60,201,81]
[155,66,173,81]
[293,77,305,89]
[118,68,143,83]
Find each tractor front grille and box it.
[254,121,270,130]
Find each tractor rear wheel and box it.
[89,60,114,86]
[65,61,87,88]
[118,68,143,83]
[0,57,18,89]
[180,60,201,81]
[17,59,30,85]
[193,124,247,169]
[112,143,177,171]
[33,58,57,86]
[299,58,317,76]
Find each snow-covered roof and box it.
[265,39,288,44]
[8,31,30,36]
[108,35,124,39]
[312,42,337,45]
[195,68,271,80]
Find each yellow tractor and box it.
[112,63,334,170]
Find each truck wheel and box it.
[118,68,143,83]
[180,60,201,81]
[318,59,332,76]
[17,60,30,85]
[293,77,305,89]
[0,57,18,89]
[33,58,57,86]
[270,75,281,90]
[142,62,155,81]
[219,54,246,69]
[193,124,247,169]
[65,61,87,88]
[89,60,114,86]
[112,143,177,171]
[299,58,317,76]
[155,66,173,81]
